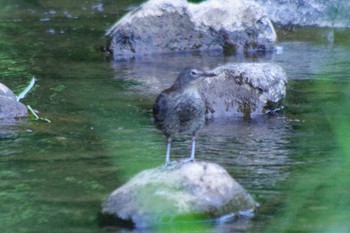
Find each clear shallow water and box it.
[1,1,350,233]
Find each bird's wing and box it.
[153,91,170,122]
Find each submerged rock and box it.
[200,63,287,119]
[0,83,27,119]
[106,0,276,60]
[100,161,257,228]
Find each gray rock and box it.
[200,63,287,119]
[0,83,28,119]
[106,0,276,60]
[101,161,257,228]
[255,0,350,28]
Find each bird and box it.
[153,67,216,166]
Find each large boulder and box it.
[201,63,287,119]
[0,83,28,119]
[106,0,276,60]
[100,161,257,228]
[255,0,350,28]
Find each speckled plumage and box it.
[153,67,215,165]
[153,87,205,137]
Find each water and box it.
[1,1,350,233]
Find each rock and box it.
[255,0,350,28]
[106,0,276,60]
[100,161,257,228]
[200,63,287,119]
[0,83,28,119]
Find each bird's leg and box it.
[164,137,171,166]
[182,136,196,164]
[189,135,196,162]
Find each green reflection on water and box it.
[266,63,350,233]
[0,1,150,233]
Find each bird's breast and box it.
[153,88,205,136]
[182,88,201,98]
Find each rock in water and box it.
[200,63,287,119]
[255,0,350,28]
[0,83,28,119]
[106,0,276,60]
[100,161,257,228]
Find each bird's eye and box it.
[190,70,198,76]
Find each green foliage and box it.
[266,62,350,233]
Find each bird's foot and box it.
[180,157,195,164]
[161,160,178,170]
[161,162,170,169]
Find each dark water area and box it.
[1,1,350,233]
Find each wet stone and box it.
[256,0,350,28]
[106,0,276,60]
[100,161,257,228]
[0,83,28,119]
[200,63,287,119]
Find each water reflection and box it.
[110,42,344,91]
[110,51,274,94]
[101,218,254,233]
[200,116,291,186]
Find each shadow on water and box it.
[100,217,254,233]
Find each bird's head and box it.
[172,67,216,89]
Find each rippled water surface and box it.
[1,1,350,233]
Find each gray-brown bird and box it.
[153,67,215,166]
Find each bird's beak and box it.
[201,70,217,78]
